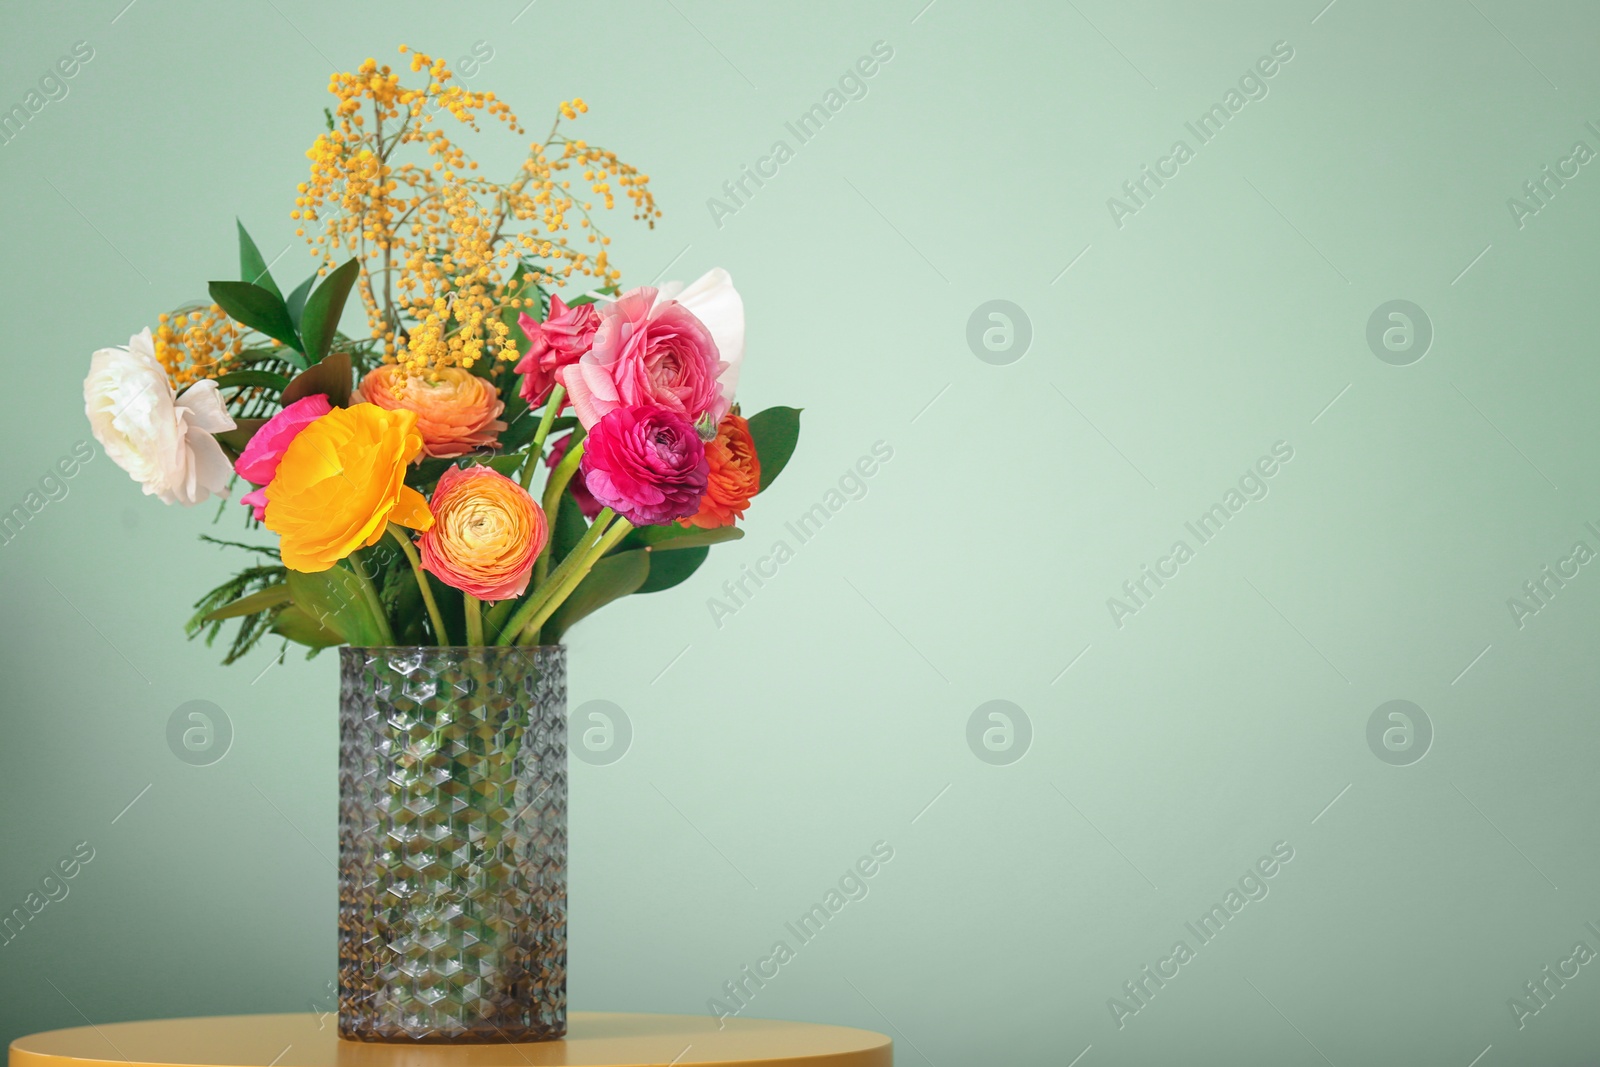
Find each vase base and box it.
[337,1022,568,1044]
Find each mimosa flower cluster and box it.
[82,51,800,660]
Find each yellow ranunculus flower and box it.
[265,403,434,573]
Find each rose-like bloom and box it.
[580,405,709,526]
[264,403,434,573]
[546,432,603,520]
[234,394,333,520]
[418,465,549,601]
[356,364,506,458]
[682,413,761,529]
[559,284,726,431]
[84,328,236,505]
[654,268,744,426]
[515,295,601,405]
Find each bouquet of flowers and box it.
[81,48,800,656]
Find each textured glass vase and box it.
[337,646,567,1043]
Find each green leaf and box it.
[543,548,650,642]
[270,604,343,649]
[747,406,802,492]
[215,370,291,394]
[485,454,526,477]
[550,491,589,563]
[501,392,531,428]
[237,219,282,300]
[202,584,292,623]
[564,285,617,308]
[209,281,304,361]
[502,412,576,452]
[285,273,316,328]
[281,351,352,407]
[500,411,539,451]
[234,347,299,366]
[215,417,270,457]
[407,458,460,496]
[624,524,744,552]
[298,258,360,364]
[185,562,288,665]
[635,545,709,594]
[286,565,386,646]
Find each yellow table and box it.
[9,1014,892,1067]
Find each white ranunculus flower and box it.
[655,268,745,419]
[84,328,237,505]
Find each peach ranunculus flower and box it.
[264,403,434,573]
[418,465,549,601]
[682,412,761,529]
[356,364,506,459]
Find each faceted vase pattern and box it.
[338,646,567,1043]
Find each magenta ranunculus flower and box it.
[234,394,333,520]
[558,286,726,431]
[515,295,601,405]
[579,405,709,526]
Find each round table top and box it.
[8,1013,891,1067]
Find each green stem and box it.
[533,432,586,589]
[350,546,396,646]
[519,383,566,490]
[515,516,633,644]
[541,436,584,517]
[465,594,484,647]
[387,524,450,646]
[496,506,613,645]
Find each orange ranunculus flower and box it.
[357,364,506,459]
[264,403,434,573]
[682,413,761,529]
[418,464,548,601]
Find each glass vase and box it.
[337,645,567,1043]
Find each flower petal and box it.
[175,379,238,434]
[389,485,435,531]
[670,268,744,400]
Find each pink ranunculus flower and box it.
[558,284,726,431]
[234,394,333,520]
[654,268,744,426]
[579,405,709,526]
[515,295,601,405]
[546,432,603,520]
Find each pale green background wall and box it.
[3,1,1599,1063]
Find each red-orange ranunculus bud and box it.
[682,413,760,529]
